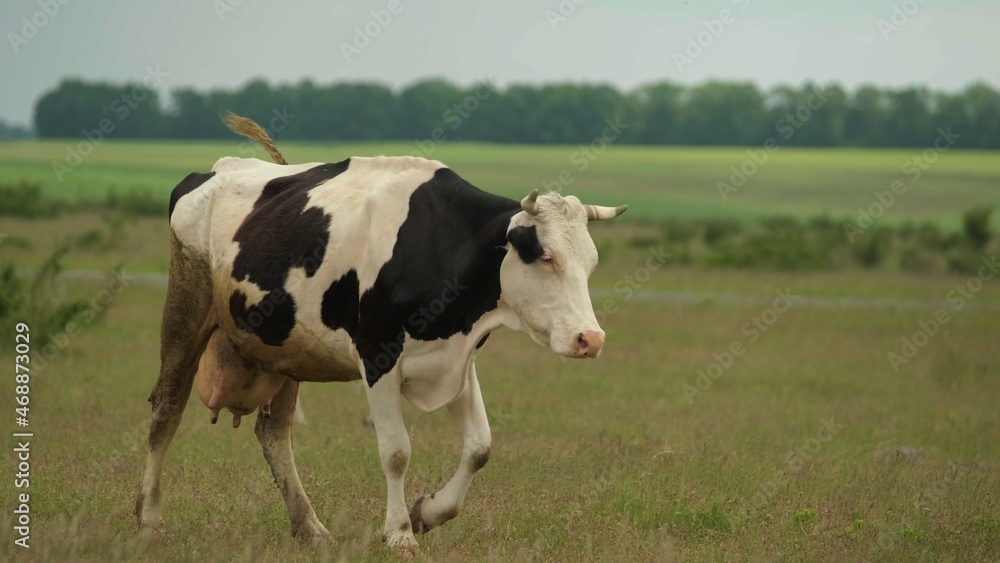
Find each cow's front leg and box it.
[409,364,491,534]
[365,369,420,557]
[254,379,331,543]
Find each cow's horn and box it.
[585,204,628,221]
[521,189,540,215]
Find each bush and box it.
[852,227,890,268]
[698,215,831,270]
[662,244,692,266]
[0,181,61,218]
[628,235,662,249]
[946,247,986,276]
[0,234,32,249]
[0,265,25,321]
[962,205,994,250]
[914,221,946,250]
[759,215,802,234]
[806,214,844,246]
[898,246,937,273]
[661,217,698,244]
[700,217,743,246]
[102,187,167,217]
[0,242,94,343]
[704,230,832,271]
[0,179,167,219]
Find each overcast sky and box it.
[3,0,999,126]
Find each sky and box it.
[3,0,999,126]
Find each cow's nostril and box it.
[575,330,605,358]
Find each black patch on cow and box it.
[506,225,544,264]
[321,269,359,335]
[168,171,216,219]
[229,161,351,345]
[229,289,297,347]
[354,167,522,387]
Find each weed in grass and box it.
[793,508,815,523]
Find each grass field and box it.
[2,140,1000,228]
[0,261,998,561]
[1,141,999,561]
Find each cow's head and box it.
[500,190,627,358]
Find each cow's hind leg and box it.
[255,379,331,542]
[136,234,214,530]
[409,364,491,534]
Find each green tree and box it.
[681,81,766,145]
[398,78,463,139]
[30,77,1000,148]
[629,81,684,144]
[845,85,888,146]
[884,87,934,147]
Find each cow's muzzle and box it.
[571,330,605,358]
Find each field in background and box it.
[2,140,999,228]
[4,215,1000,305]
[1,141,999,561]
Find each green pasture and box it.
[2,140,998,228]
[0,264,998,561]
[1,141,998,560]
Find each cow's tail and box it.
[221,111,288,165]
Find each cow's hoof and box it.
[409,495,457,534]
[409,496,431,534]
[386,532,420,558]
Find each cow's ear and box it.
[506,226,544,264]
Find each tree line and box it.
[31,77,1000,148]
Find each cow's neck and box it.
[379,169,521,344]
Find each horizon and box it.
[4,0,999,128]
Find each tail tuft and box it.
[221,111,288,165]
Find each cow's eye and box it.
[541,255,553,264]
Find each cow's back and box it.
[168,155,446,379]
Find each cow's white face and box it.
[499,192,626,358]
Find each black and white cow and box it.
[135,114,626,555]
